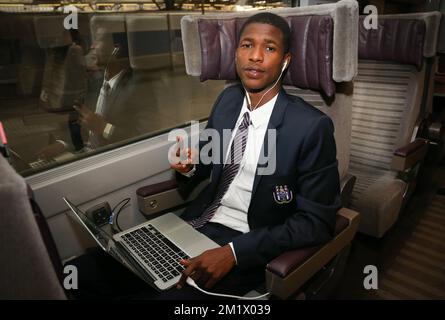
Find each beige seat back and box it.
[126,13,170,70]
[349,12,441,237]
[34,15,87,112]
[351,13,441,175]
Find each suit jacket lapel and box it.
[106,68,132,118]
[251,88,290,198]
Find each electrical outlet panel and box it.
[86,202,112,227]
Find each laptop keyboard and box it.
[121,224,189,283]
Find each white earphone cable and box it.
[186,277,270,300]
[245,61,288,111]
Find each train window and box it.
[0,2,291,176]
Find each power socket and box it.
[86,202,112,227]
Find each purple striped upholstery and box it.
[358,17,426,70]
[197,15,335,98]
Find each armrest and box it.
[136,179,208,217]
[136,180,183,217]
[136,180,178,198]
[265,207,360,299]
[427,121,443,142]
[391,138,428,172]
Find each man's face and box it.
[236,23,290,92]
[92,28,114,67]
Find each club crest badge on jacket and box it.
[273,185,293,204]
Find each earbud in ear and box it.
[282,60,288,72]
[111,44,120,56]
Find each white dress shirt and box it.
[209,93,278,234]
[95,69,125,116]
[87,69,125,147]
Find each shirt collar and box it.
[104,69,125,91]
[242,92,279,129]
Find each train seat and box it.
[349,12,441,238]
[137,0,360,299]
[34,15,87,112]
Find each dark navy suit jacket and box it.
[179,84,341,270]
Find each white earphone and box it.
[282,59,289,72]
[111,46,119,56]
[105,45,120,79]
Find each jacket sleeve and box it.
[232,115,341,269]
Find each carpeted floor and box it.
[334,158,445,300]
[375,193,445,299]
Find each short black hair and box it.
[239,12,291,53]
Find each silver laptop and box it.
[63,197,219,291]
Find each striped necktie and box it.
[189,111,251,229]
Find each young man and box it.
[170,12,340,295]
[69,12,340,300]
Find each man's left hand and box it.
[177,245,236,290]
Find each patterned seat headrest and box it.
[358,17,426,70]
[197,15,335,98]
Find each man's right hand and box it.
[37,141,66,160]
[74,103,107,136]
[170,136,196,174]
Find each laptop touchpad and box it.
[151,213,220,258]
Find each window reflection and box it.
[0,2,290,176]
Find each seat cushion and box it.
[349,169,406,238]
